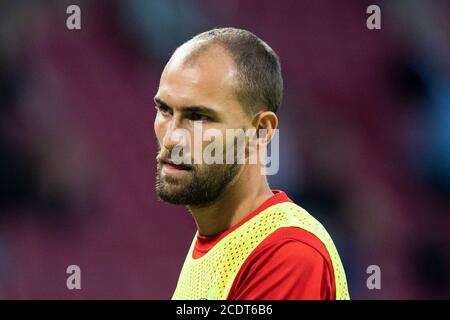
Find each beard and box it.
[156,154,241,208]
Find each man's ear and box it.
[252,110,278,144]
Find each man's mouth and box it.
[160,159,193,175]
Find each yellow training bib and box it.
[172,202,350,300]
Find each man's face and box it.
[154,44,250,207]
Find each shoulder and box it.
[245,226,334,277]
[258,226,332,260]
[228,226,336,300]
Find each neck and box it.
[188,166,274,236]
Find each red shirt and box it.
[192,191,336,300]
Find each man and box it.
[154,28,350,300]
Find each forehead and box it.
[157,43,240,111]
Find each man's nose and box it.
[162,117,189,150]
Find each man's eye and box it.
[156,105,172,116]
[188,113,209,122]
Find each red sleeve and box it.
[227,227,336,300]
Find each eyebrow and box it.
[154,97,221,119]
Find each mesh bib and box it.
[172,202,350,300]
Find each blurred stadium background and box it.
[0,0,449,299]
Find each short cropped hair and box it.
[181,27,283,115]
